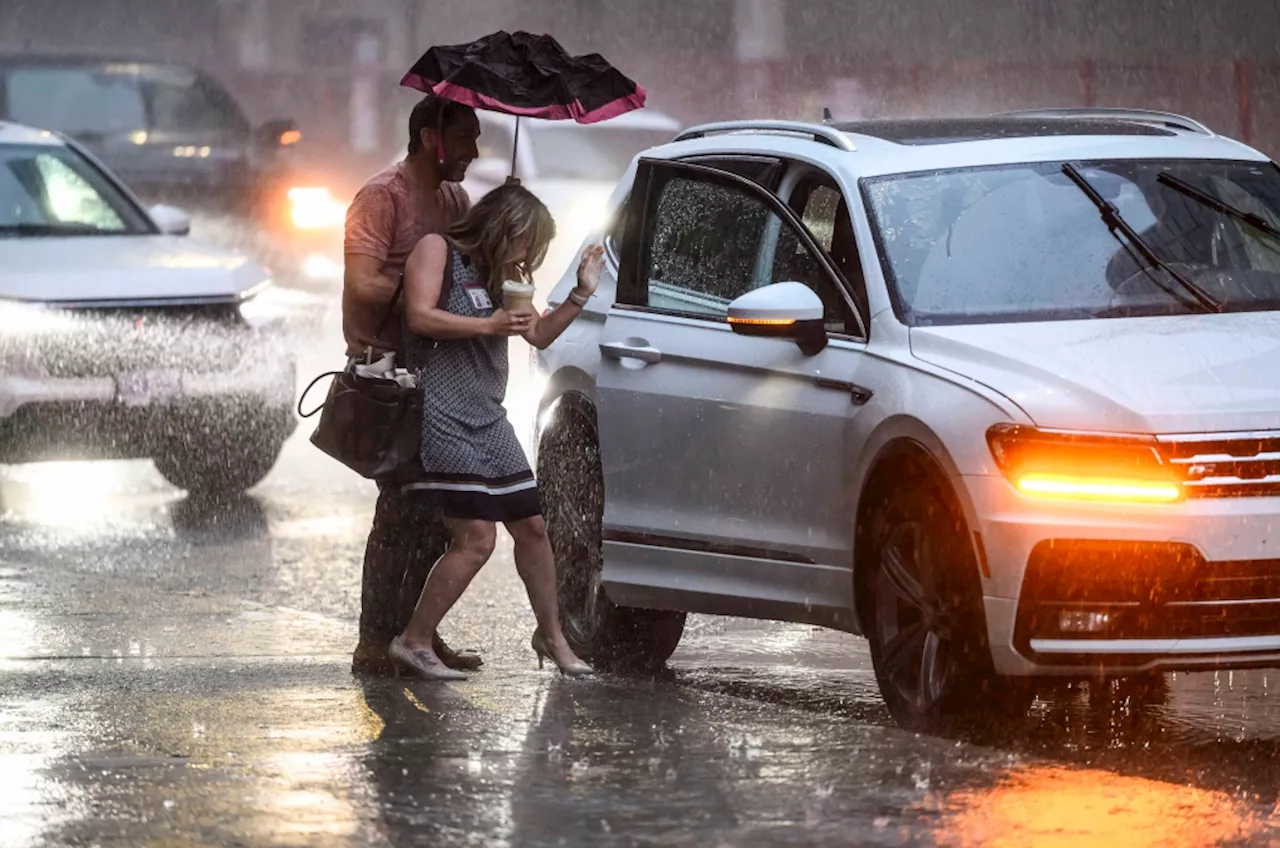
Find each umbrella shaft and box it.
[511,116,521,178]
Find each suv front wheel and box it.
[538,395,686,671]
[862,463,1034,734]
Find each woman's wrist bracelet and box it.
[567,289,591,307]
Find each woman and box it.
[388,184,604,680]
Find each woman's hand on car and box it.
[575,244,606,298]
[487,308,534,337]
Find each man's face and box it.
[432,110,481,182]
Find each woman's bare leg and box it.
[506,515,586,667]
[399,518,496,654]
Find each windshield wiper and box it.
[1157,171,1280,246]
[1061,162,1223,314]
[0,222,110,237]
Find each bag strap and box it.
[297,370,343,418]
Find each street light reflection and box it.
[935,765,1272,846]
[0,460,164,528]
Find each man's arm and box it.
[344,185,399,310]
[345,254,400,308]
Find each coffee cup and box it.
[502,280,536,313]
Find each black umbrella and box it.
[401,30,647,176]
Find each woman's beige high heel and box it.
[531,631,593,677]
[389,635,470,681]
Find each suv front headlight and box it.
[986,424,1181,504]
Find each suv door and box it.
[596,159,873,628]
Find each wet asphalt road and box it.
[1,257,1279,846]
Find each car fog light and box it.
[1058,610,1112,634]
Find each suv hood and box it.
[910,312,1280,434]
[0,236,267,303]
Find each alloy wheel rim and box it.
[874,520,953,714]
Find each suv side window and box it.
[635,171,856,332]
[800,184,841,250]
[789,173,871,326]
[606,157,781,264]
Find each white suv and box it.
[531,109,1280,732]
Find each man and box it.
[345,94,483,674]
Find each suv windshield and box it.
[0,144,150,236]
[864,159,1280,325]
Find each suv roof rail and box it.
[674,120,857,151]
[997,107,1214,136]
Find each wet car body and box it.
[0,54,299,215]
[532,109,1280,733]
[0,120,296,495]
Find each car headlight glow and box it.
[237,282,289,329]
[288,186,348,230]
[986,424,1182,504]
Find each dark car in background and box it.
[0,55,300,217]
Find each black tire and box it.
[538,395,686,671]
[862,463,1034,734]
[154,434,283,498]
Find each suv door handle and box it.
[600,341,662,364]
[814,376,874,406]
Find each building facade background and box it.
[4,0,1278,181]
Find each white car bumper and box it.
[0,350,296,463]
[965,474,1280,676]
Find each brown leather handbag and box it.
[297,259,455,481]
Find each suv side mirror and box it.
[727,282,828,355]
[256,118,301,148]
[149,204,191,236]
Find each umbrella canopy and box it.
[401,31,646,125]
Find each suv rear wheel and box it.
[861,461,1034,734]
[538,395,686,671]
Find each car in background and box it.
[0,120,297,497]
[0,54,301,213]
[532,110,1280,733]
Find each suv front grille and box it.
[1157,432,1280,498]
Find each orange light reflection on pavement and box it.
[934,765,1274,847]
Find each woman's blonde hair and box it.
[446,184,556,299]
